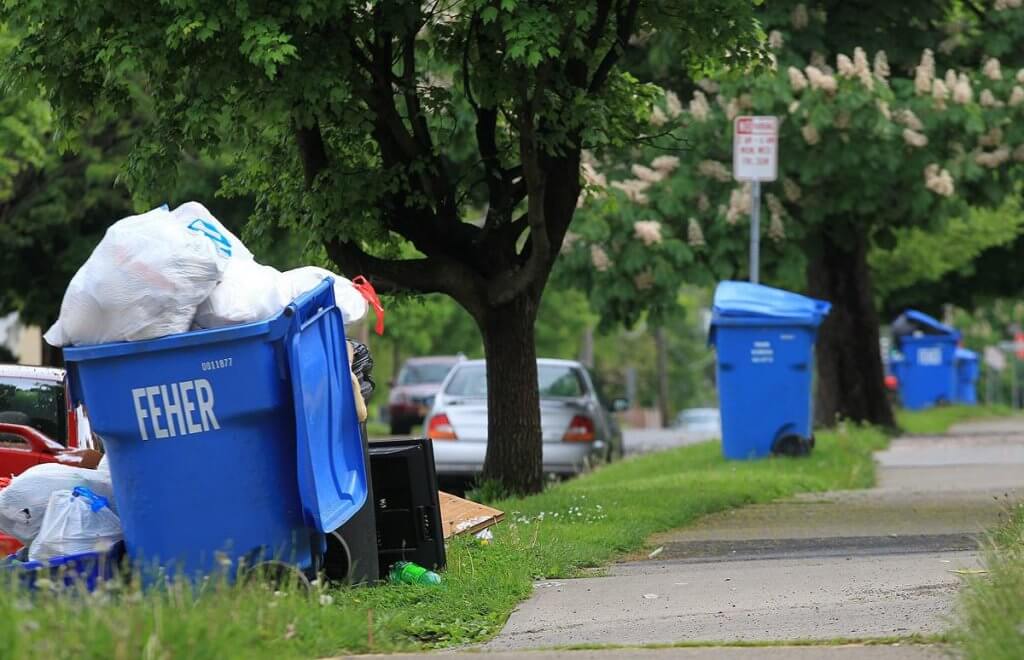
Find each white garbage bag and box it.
[193,259,293,329]
[282,267,368,325]
[44,202,250,347]
[28,487,122,562]
[195,264,369,329]
[0,463,115,545]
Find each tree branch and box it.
[588,0,641,94]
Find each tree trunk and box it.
[806,229,895,428]
[654,326,671,428]
[479,293,543,495]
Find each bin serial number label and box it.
[751,340,774,364]
[201,357,233,371]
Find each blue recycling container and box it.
[955,347,979,405]
[710,282,831,460]
[62,279,367,580]
[892,310,960,410]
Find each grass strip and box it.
[896,404,1011,435]
[1,424,890,658]
[954,500,1024,660]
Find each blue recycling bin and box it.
[955,347,979,405]
[892,310,959,410]
[710,282,831,460]
[63,279,367,580]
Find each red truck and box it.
[0,364,90,554]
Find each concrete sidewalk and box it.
[486,418,1024,653]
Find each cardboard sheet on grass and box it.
[438,491,504,539]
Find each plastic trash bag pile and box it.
[44,200,380,419]
[0,458,121,562]
[44,201,376,347]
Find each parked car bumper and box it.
[432,440,607,476]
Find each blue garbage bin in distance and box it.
[955,347,979,405]
[63,278,367,580]
[710,282,831,460]
[892,310,960,410]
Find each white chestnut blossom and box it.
[975,147,1011,168]
[689,91,711,122]
[1010,86,1024,107]
[783,178,802,203]
[687,218,705,247]
[983,58,1002,81]
[633,220,663,246]
[788,66,808,92]
[590,245,611,271]
[665,91,683,118]
[801,124,821,145]
[924,164,955,197]
[873,51,890,81]
[791,3,809,29]
[914,49,935,95]
[697,160,732,182]
[651,155,680,173]
[903,129,928,148]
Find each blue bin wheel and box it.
[323,531,352,584]
[241,560,312,591]
[772,434,813,457]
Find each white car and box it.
[425,358,625,476]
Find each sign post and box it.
[732,116,779,284]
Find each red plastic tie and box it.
[352,276,385,335]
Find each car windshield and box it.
[0,377,66,442]
[444,364,587,398]
[398,362,455,385]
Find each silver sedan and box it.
[425,358,625,476]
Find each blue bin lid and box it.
[894,309,960,338]
[287,279,368,534]
[712,281,831,324]
[955,347,978,362]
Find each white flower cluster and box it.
[903,129,928,148]
[983,58,1002,81]
[924,164,954,197]
[590,245,611,271]
[766,194,786,241]
[768,30,784,50]
[611,179,650,204]
[893,109,924,131]
[788,67,808,92]
[978,127,1003,148]
[650,106,668,126]
[791,3,809,29]
[805,66,838,93]
[665,91,683,118]
[782,178,802,203]
[689,91,711,122]
[975,147,1010,168]
[953,73,972,104]
[633,220,663,246]
[651,155,680,173]
[873,51,890,81]
[801,124,820,145]
[1010,86,1024,106]
[836,48,875,89]
[631,164,665,184]
[725,182,752,225]
[915,49,935,95]
[995,0,1023,9]
[687,218,705,247]
[697,159,732,182]
[1014,145,1024,162]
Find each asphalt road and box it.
[622,428,718,456]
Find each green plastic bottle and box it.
[388,561,441,585]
